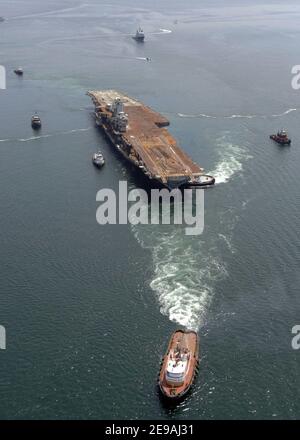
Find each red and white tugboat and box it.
[270,129,291,145]
[158,330,199,400]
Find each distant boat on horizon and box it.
[31,113,42,130]
[92,151,105,168]
[133,27,145,42]
[270,129,291,145]
[14,67,24,76]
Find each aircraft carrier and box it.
[87,90,215,189]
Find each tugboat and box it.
[92,151,105,168]
[134,27,145,42]
[188,174,215,187]
[270,129,291,145]
[14,67,23,76]
[158,330,199,400]
[31,113,42,129]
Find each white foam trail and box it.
[39,27,168,47]
[38,31,135,47]
[64,127,91,134]
[159,29,172,33]
[129,134,250,328]
[225,114,256,119]
[272,108,297,117]
[16,127,91,142]
[210,136,252,184]
[177,108,298,120]
[211,156,242,184]
[218,233,235,253]
[19,135,52,142]
[151,29,173,35]
[178,113,217,119]
[130,203,227,331]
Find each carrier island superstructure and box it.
[87,90,214,189]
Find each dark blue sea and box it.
[0,0,300,419]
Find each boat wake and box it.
[130,134,249,329]
[150,29,173,35]
[38,31,139,47]
[159,29,172,33]
[178,113,217,119]
[19,134,53,142]
[0,128,91,144]
[18,127,91,142]
[177,108,297,120]
[37,26,171,47]
[131,219,227,331]
[209,135,252,184]
[272,108,297,117]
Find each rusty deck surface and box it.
[88,90,204,182]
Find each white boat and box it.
[188,175,215,187]
[92,151,105,168]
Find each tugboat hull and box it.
[134,36,145,42]
[133,28,145,42]
[92,159,105,168]
[92,153,105,168]
[158,330,199,400]
[31,122,41,130]
[270,135,291,145]
[31,114,42,130]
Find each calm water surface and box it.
[0,0,300,419]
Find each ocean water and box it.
[0,0,300,419]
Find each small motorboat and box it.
[92,151,105,168]
[158,329,199,400]
[14,67,23,76]
[270,129,291,145]
[31,113,42,129]
[0,17,5,22]
[133,27,145,42]
[188,174,215,187]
